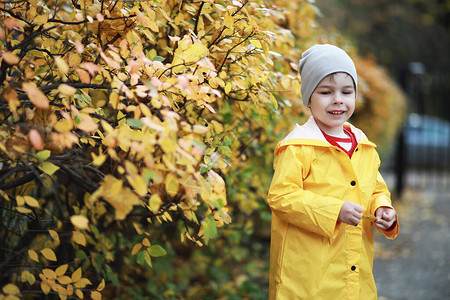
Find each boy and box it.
[267,44,399,299]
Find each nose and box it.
[332,93,344,104]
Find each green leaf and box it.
[148,245,167,257]
[76,250,87,260]
[152,56,165,62]
[74,90,92,105]
[35,150,51,162]
[136,250,145,264]
[126,118,144,129]
[203,215,218,243]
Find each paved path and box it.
[373,187,450,300]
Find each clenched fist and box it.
[338,201,363,226]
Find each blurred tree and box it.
[315,0,450,119]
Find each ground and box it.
[373,182,450,300]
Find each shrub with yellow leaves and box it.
[0,0,405,298]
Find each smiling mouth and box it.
[328,111,346,115]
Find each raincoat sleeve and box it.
[267,145,343,238]
[369,171,399,239]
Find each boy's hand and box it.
[374,206,397,230]
[338,202,363,226]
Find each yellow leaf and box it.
[70,215,89,230]
[159,137,176,153]
[127,174,147,197]
[55,264,68,276]
[149,194,162,212]
[49,230,60,242]
[2,51,20,65]
[193,125,209,134]
[16,196,25,206]
[224,13,234,27]
[23,195,39,208]
[250,39,263,49]
[109,92,119,109]
[72,231,86,246]
[41,281,51,294]
[57,275,72,285]
[21,270,30,282]
[54,119,74,132]
[41,248,57,262]
[68,52,81,67]
[58,84,77,96]
[2,283,20,295]
[165,173,179,197]
[21,271,35,285]
[34,14,49,25]
[75,289,83,299]
[0,190,9,201]
[131,243,142,255]
[39,162,60,175]
[55,57,69,75]
[42,268,56,279]
[363,213,378,222]
[22,82,49,109]
[28,249,39,262]
[96,279,105,292]
[16,207,32,214]
[224,83,232,94]
[144,250,152,268]
[133,223,143,235]
[91,152,107,167]
[71,267,82,282]
[74,278,91,288]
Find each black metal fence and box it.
[383,114,450,197]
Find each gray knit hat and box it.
[298,44,357,106]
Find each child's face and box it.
[309,72,356,135]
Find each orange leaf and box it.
[77,118,98,133]
[2,51,20,65]
[91,290,102,300]
[22,82,50,109]
[131,243,142,255]
[29,129,44,150]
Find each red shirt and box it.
[320,127,357,158]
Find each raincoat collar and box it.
[276,117,376,155]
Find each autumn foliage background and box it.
[0,0,405,299]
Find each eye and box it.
[342,90,354,95]
[318,91,332,95]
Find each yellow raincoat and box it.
[267,117,399,300]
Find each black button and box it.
[351,266,356,271]
[355,148,359,152]
[350,181,356,186]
